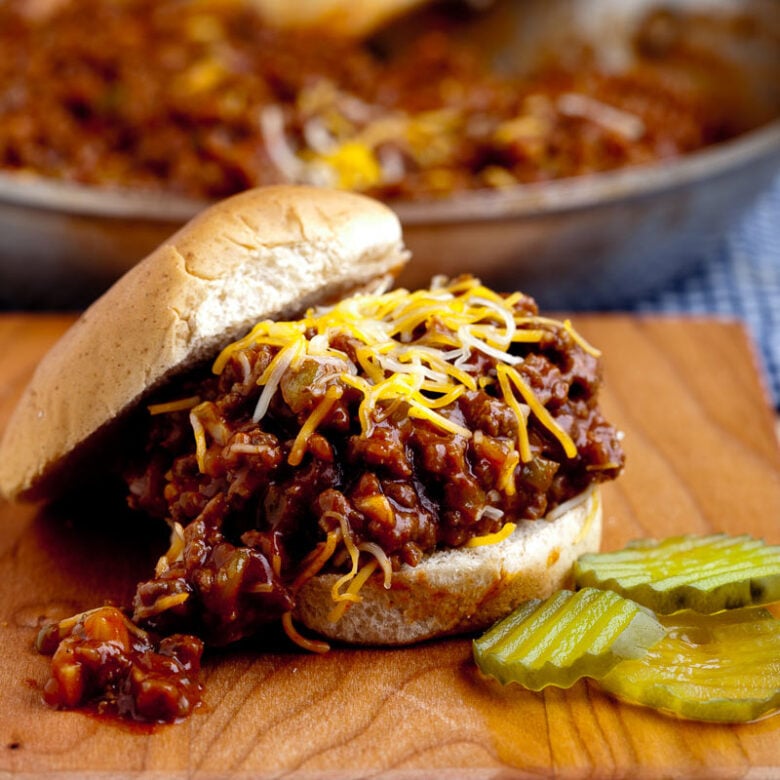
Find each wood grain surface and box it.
[1,313,780,780]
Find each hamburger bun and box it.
[297,486,601,645]
[0,185,408,502]
[1,184,615,662]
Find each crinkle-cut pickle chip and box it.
[600,607,780,723]
[473,588,666,690]
[574,533,780,615]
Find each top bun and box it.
[0,185,408,502]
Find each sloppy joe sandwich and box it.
[0,185,624,722]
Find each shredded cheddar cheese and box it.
[327,559,379,623]
[281,612,330,654]
[155,521,186,577]
[466,522,517,548]
[173,277,598,640]
[497,450,521,497]
[358,542,392,589]
[288,385,343,466]
[151,593,190,612]
[190,405,209,473]
[292,529,342,591]
[148,395,202,415]
[211,276,585,463]
[496,365,532,463]
[498,364,578,459]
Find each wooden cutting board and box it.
[1,313,779,779]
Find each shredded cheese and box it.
[327,559,379,623]
[328,510,361,605]
[190,405,209,473]
[151,593,190,612]
[497,449,520,496]
[358,542,392,589]
[282,612,330,654]
[288,385,343,466]
[253,337,305,422]
[171,276,602,637]
[496,365,532,463]
[148,395,201,415]
[291,529,342,591]
[155,521,186,577]
[466,521,517,547]
[498,364,578,460]
[133,592,190,621]
[209,277,588,467]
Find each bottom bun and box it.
[296,485,602,646]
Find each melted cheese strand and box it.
[339,373,376,433]
[291,529,342,591]
[510,329,548,344]
[466,521,517,547]
[282,612,330,654]
[468,295,516,347]
[458,325,523,366]
[288,385,343,466]
[497,449,520,496]
[496,365,532,463]
[563,318,601,357]
[253,338,304,422]
[213,320,305,374]
[155,521,186,577]
[190,404,209,473]
[516,316,601,357]
[406,398,471,437]
[358,542,393,589]
[327,559,379,623]
[396,346,477,390]
[148,395,201,415]
[419,384,465,409]
[330,512,362,605]
[209,276,588,470]
[503,364,578,459]
[354,344,386,383]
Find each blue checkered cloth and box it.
[593,175,780,409]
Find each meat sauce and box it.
[37,279,624,721]
[36,607,203,723]
[0,0,760,200]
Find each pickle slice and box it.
[600,607,780,722]
[574,533,780,615]
[473,588,665,690]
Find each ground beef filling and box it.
[125,319,623,647]
[36,607,203,724]
[38,293,624,722]
[0,0,761,200]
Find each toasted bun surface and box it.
[295,486,602,645]
[0,185,407,501]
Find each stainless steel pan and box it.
[1,0,778,308]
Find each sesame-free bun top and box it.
[0,185,408,501]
